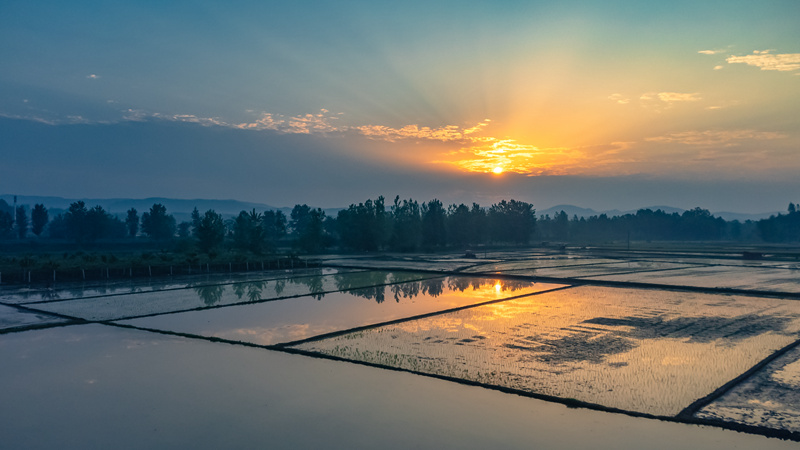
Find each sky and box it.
[1,0,799,213]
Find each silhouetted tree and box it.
[337,196,387,251]
[125,208,139,237]
[85,206,109,241]
[15,206,27,239]
[65,201,89,243]
[141,203,176,241]
[421,199,446,248]
[177,221,192,238]
[291,204,328,252]
[196,210,225,253]
[47,213,67,239]
[390,196,422,251]
[758,203,800,242]
[0,210,12,239]
[234,209,265,253]
[262,210,287,252]
[446,203,471,247]
[489,199,535,244]
[469,203,488,245]
[31,204,48,236]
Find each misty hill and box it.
[0,195,342,223]
[538,204,684,219]
[538,204,779,221]
[3,195,781,223]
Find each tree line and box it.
[1,197,798,251]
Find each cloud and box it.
[235,110,494,144]
[639,92,702,109]
[354,124,468,142]
[655,92,701,103]
[726,50,800,71]
[86,74,100,79]
[698,50,725,55]
[713,65,724,70]
[645,129,787,147]
[236,109,343,134]
[608,93,630,104]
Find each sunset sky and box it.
[1,1,799,212]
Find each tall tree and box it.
[31,204,48,236]
[233,209,265,253]
[85,206,109,241]
[195,209,226,253]
[291,204,327,253]
[15,206,28,239]
[65,201,89,243]
[337,196,387,251]
[489,199,535,244]
[262,210,287,252]
[421,199,446,248]
[390,196,422,251]
[125,208,139,237]
[141,203,176,241]
[0,211,11,239]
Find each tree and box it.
[488,199,535,244]
[195,209,226,253]
[390,196,422,251]
[126,208,139,237]
[262,210,287,252]
[337,196,387,251]
[85,206,109,241]
[191,207,201,235]
[233,209,265,253]
[446,204,471,247]
[290,204,327,252]
[65,201,89,243]
[15,206,28,239]
[141,203,176,241]
[177,221,192,238]
[0,210,12,239]
[421,199,446,248]
[31,204,48,236]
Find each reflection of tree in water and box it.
[38,289,62,300]
[273,278,285,296]
[194,284,226,306]
[68,286,92,298]
[334,272,387,292]
[349,286,386,303]
[391,281,421,302]
[232,281,268,302]
[289,275,326,300]
[336,271,389,303]
[446,277,532,293]
[421,278,444,297]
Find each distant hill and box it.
[3,195,780,222]
[538,204,779,221]
[0,195,342,222]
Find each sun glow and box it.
[492,166,504,174]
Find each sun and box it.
[492,166,504,174]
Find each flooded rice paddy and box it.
[2,249,799,448]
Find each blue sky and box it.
[1,1,799,212]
